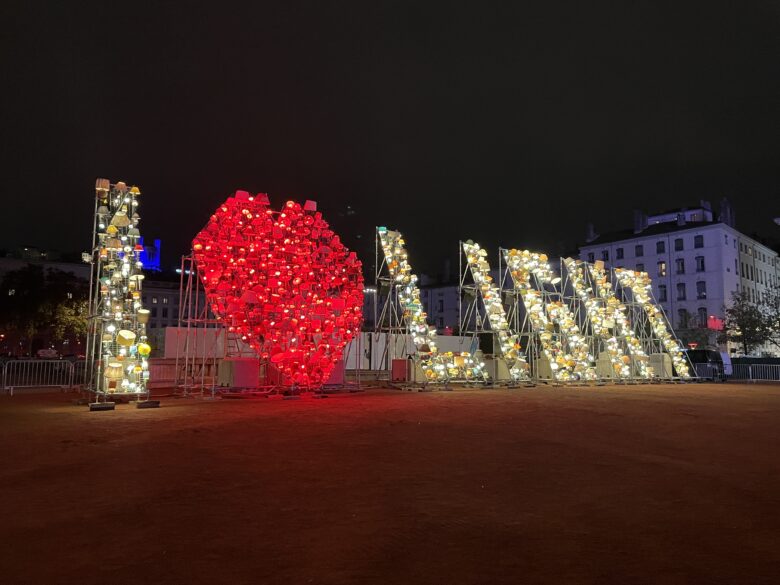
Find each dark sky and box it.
[2,1,779,275]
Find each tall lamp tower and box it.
[84,178,154,408]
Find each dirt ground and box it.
[1,384,779,585]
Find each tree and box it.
[718,291,772,355]
[0,264,89,354]
[765,286,780,351]
[40,267,89,343]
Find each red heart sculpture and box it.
[192,191,364,387]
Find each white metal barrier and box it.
[1,360,76,394]
[730,363,780,381]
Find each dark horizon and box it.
[3,1,778,274]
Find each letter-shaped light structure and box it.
[462,241,529,380]
[614,269,691,379]
[378,228,486,382]
[504,250,596,381]
[587,261,651,378]
[563,257,633,378]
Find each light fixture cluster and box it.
[378,228,487,382]
[94,178,150,394]
[504,250,595,381]
[545,301,597,381]
[564,258,632,378]
[614,269,691,378]
[193,193,364,387]
[588,262,651,378]
[462,241,529,380]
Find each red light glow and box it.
[193,192,364,387]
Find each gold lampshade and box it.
[116,330,136,346]
[111,210,132,227]
[104,362,123,380]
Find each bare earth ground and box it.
[1,384,779,585]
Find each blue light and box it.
[138,237,161,271]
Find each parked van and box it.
[684,349,725,381]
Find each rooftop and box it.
[583,221,722,246]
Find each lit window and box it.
[657,261,667,277]
[152,297,158,304]
[163,297,169,304]
[7,289,15,296]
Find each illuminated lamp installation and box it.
[86,179,151,397]
[462,240,529,381]
[585,260,651,378]
[192,192,364,388]
[614,268,692,379]
[503,249,596,382]
[563,257,633,379]
[377,227,487,382]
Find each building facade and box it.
[579,201,779,354]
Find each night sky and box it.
[2,1,778,276]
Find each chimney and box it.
[676,213,686,227]
[585,222,598,243]
[633,209,648,234]
[718,197,735,227]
